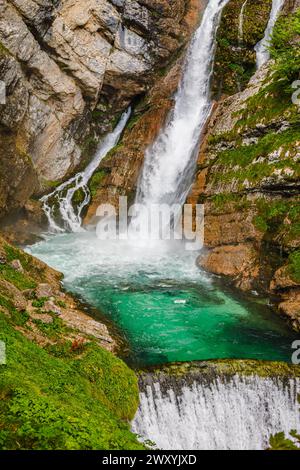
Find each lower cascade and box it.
[132,375,300,450]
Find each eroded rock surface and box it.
[0,0,200,219]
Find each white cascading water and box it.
[41,108,131,233]
[132,0,229,237]
[132,376,300,450]
[238,0,248,45]
[255,0,284,69]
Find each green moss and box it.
[0,264,36,291]
[209,193,251,212]
[89,170,108,197]
[4,244,32,270]
[127,114,140,131]
[288,251,300,283]
[81,136,98,167]
[270,8,300,85]
[0,294,29,327]
[32,316,69,341]
[250,197,300,250]
[42,180,62,190]
[140,359,300,379]
[72,187,86,205]
[212,0,272,96]
[31,298,47,308]
[0,313,143,450]
[210,125,300,190]
[0,42,11,56]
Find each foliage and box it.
[89,170,108,197]
[252,198,300,237]
[288,251,300,283]
[0,264,36,291]
[32,298,47,308]
[0,312,143,450]
[270,9,300,85]
[269,396,300,450]
[212,0,272,95]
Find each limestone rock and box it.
[270,266,299,292]
[43,300,62,316]
[0,0,198,222]
[9,259,24,273]
[36,283,53,299]
[198,244,258,281]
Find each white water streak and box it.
[238,0,248,45]
[255,0,285,69]
[132,376,300,450]
[129,0,229,244]
[41,109,131,233]
[135,0,229,214]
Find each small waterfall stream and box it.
[132,375,300,450]
[41,109,131,233]
[255,0,284,68]
[238,0,248,46]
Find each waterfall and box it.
[255,0,284,69]
[41,108,131,233]
[238,0,248,46]
[132,376,300,450]
[132,0,229,235]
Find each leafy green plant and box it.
[270,9,300,85]
[0,313,143,450]
[32,298,47,308]
[269,396,300,450]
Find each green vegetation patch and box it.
[89,170,109,197]
[288,250,300,283]
[212,0,272,95]
[253,198,300,239]
[270,8,300,87]
[210,125,300,189]
[0,313,143,450]
[0,264,36,291]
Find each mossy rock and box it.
[212,0,273,96]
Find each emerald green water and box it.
[28,233,298,366]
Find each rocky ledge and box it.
[0,235,117,350]
[137,359,300,395]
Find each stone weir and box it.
[132,360,300,450]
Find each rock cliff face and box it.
[0,0,200,220]
[190,2,300,330]
[83,0,203,224]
